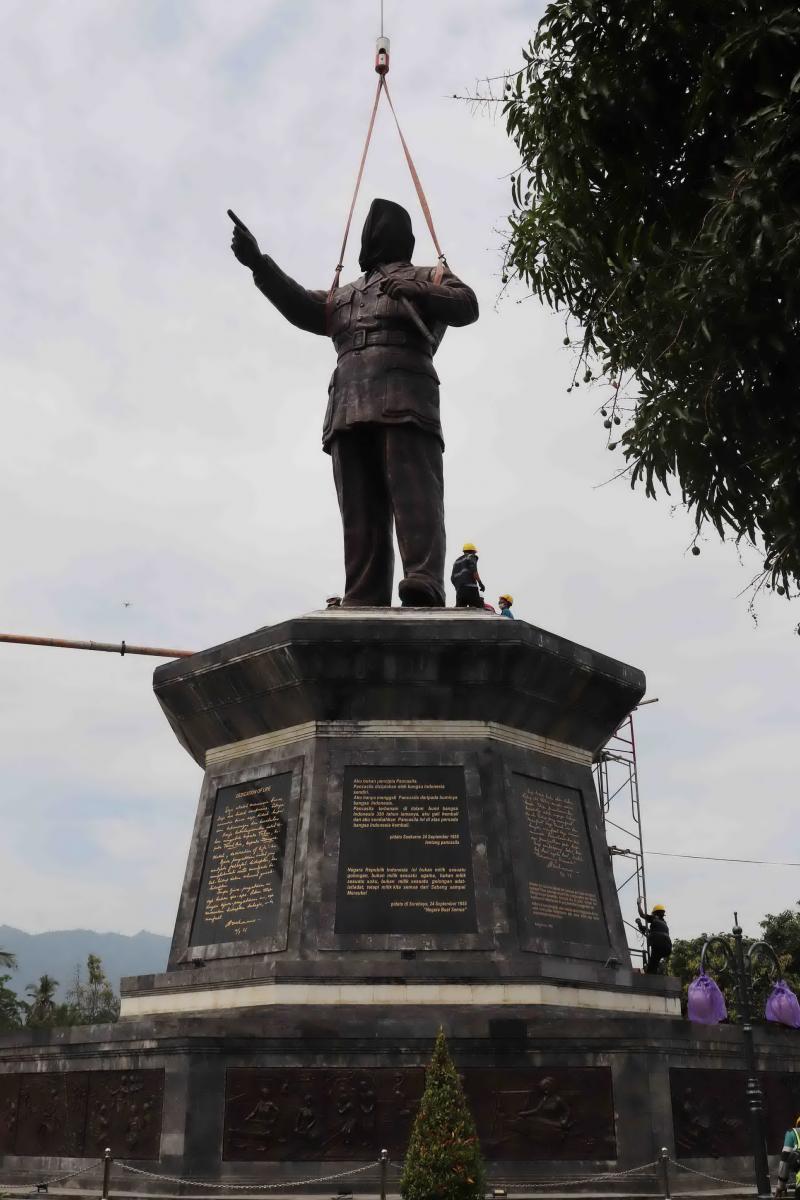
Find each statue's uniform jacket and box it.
[250,258,478,449]
[249,246,477,605]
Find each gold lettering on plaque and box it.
[345,865,468,914]
[351,777,460,847]
[518,780,601,926]
[528,882,600,923]
[340,771,472,922]
[201,784,285,937]
[523,789,582,877]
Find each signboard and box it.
[335,766,476,935]
[510,774,608,947]
[190,773,293,947]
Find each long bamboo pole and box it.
[0,632,194,659]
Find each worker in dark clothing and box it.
[230,198,479,608]
[636,901,672,975]
[775,1115,800,1198]
[451,543,485,608]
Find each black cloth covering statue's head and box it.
[359,198,415,272]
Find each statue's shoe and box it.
[397,578,444,608]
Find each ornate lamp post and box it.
[700,912,781,1200]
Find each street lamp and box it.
[700,912,781,1200]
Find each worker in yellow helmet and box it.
[498,593,515,619]
[450,543,485,609]
[636,900,672,974]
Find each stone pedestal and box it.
[124,609,669,1019]
[7,612,797,1190]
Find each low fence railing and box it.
[0,1146,758,1197]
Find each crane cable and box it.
[327,11,447,309]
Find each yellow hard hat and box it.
[652,903,666,914]
[499,593,514,605]
[462,542,476,553]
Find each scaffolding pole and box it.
[0,632,194,659]
[594,710,651,967]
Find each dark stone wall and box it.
[1,1011,799,1187]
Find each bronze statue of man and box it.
[230,198,478,607]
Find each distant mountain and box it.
[0,926,170,1000]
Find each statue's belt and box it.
[335,328,432,357]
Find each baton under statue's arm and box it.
[228,209,327,337]
[380,267,478,328]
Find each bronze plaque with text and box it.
[191,773,293,947]
[511,774,608,948]
[334,766,477,935]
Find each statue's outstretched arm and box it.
[230,215,327,336]
[252,255,328,336]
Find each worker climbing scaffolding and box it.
[636,901,672,974]
[229,10,478,607]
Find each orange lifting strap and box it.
[327,42,448,311]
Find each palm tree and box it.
[26,974,59,1024]
[87,954,103,986]
[0,950,17,970]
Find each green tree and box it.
[0,974,25,1031]
[503,1,800,598]
[759,903,800,993]
[0,951,26,1031]
[20,956,120,1030]
[400,1029,486,1200]
[66,955,120,1025]
[25,974,59,1026]
[669,905,800,1018]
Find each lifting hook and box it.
[375,36,390,75]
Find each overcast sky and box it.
[1,0,797,954]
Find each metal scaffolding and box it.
[594,708,654,967]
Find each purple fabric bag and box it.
[765,980,800,1028]
[687,970,728,1024]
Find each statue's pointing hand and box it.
[379,277,430,300]
[228,209,261,270]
